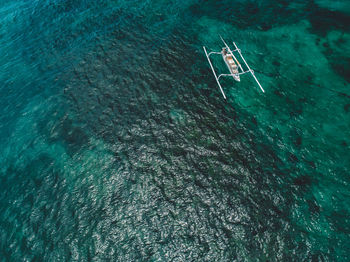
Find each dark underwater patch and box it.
[294,135,302,147]
[38,114,90,155]
[330,210,350,234]
[330,57,350,83]
[61,120,89,153]
[293,175,312,186]
[307,199,320,215]
[344,104,350,113]
[305,160,316,169]
[189,0,303,30]
[314,29,350,84]
[308,7,350,37]
[288,153,299,163]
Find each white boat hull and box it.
[222,53,240,82]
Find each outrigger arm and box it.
[203,46,227,99]
[218,70,251,80]
[231,41,265,93]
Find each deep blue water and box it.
[1,0,350,261]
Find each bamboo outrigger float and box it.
[203,36,265,99]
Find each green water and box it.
[0,0,349,260]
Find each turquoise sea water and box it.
[0,0,349,260]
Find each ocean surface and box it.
[0,0,349,261]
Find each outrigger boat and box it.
[203,36,265,99]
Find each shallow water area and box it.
[0,0,350,261]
